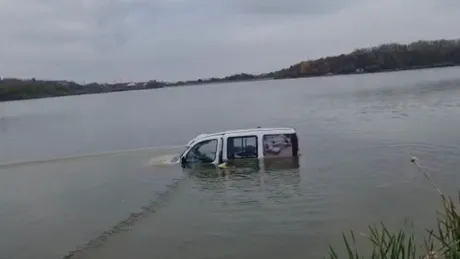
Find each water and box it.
[1,67,460,258]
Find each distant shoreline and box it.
[2,38,460,102]
[1,64,458,103]
[273,62,460,80]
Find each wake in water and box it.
[0,145,185,168]
[61,175,187,259]
[0,144,190,259]
[145,154,182,167]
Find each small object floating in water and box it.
[218,162,228,169]
[176,127,299,167]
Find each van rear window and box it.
[263,133,297,157]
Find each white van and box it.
[177,127,299,167]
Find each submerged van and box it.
[177,127,299,167]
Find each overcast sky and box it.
[0,0,458,83]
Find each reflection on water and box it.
[185,159,301,193]
[182,157,300,178]
[263,156,300,171]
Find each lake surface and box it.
[1,67,460,259]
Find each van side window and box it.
[227,136,258,159]
[263,134,294,157]
[185,139,218,163]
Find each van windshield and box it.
[170,146,189,163]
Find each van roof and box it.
[187,127,296,145]
[212,127,295,136]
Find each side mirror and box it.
[181,156,186,167]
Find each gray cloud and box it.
[0,0,458,83]
[224,0,363,16]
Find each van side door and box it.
[182,137,222,165]
[226,135,259,160]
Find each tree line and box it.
[1,38,460,101]
[0,79,164,102]
[271,39,460,79]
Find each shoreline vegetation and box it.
[1,38,460,102]
[328,157,460,259]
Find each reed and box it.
[327,157,460,259]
